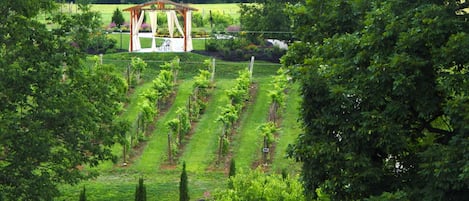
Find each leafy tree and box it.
[111,8,125,28]
[239,0,292,43]
[213,168,305,201]
[0,1,127,199]
[52,1,116,54]
[179,162,189,201]
[285,0,469,200]
[135,177,147,201]
[79,186,87,201]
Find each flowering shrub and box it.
[226,25,240,32]
[141,23,150,31]
[109,22,116,29]
[123,22,130,29]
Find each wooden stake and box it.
[249,56,255,79]
[168,132,173,164]
[211,58,216,83]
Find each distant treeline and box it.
[57,0,251,4]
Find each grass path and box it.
[179,79,235,172]
[271,84,302,173]
[132,80,195,172]
[232,77,271,170]
[94,81,154,171]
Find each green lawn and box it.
[51,3,241,28]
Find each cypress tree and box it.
[281,169,288,180]
[229,159,236,177]
[79,186,86,201]
[179,162,189,201]
[111,8,125,28]
[228,159,236,189]
[135,177,146,201]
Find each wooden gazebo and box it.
[123,0,198,52]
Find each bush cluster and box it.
[205,37,286,62]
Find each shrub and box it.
[141,23,150,32]
[135,178,146,201]
[205,11,235,32]
[79,186,86,201]
[179,162,189,201]
[213,168,305,201]
[205,39,219,52]
[226,25,240,33]
[108,22,117,30]
[192,12,204,27]
[229,159,236,178]
[87,32,116,54]
[111,8,125,28]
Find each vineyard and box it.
[57,52,301,200]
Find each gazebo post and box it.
[183,9,187,52]
[124,0,197,53]
[129,9,134,52]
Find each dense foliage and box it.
[53,2,116,54]
[239,0,292,42]
[213,168,305,201]
[284,0,469,200]
[0,0,128,199]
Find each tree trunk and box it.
[168,132,173,164]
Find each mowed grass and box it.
[132,80,195,172]
[59,170,226,200]
[232,77,272,170]
[52,3,241,28]
[179,79,236,172]
[271,83,302,174]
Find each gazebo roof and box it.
[123,0,198,12]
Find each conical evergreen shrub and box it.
[135,177,146,201]
[229,159,236,177]
[179,162,189,201]
[79,186,86,201]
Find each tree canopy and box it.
[239,0,293,42]
[284,0,469,200]
[0,0,127,199]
